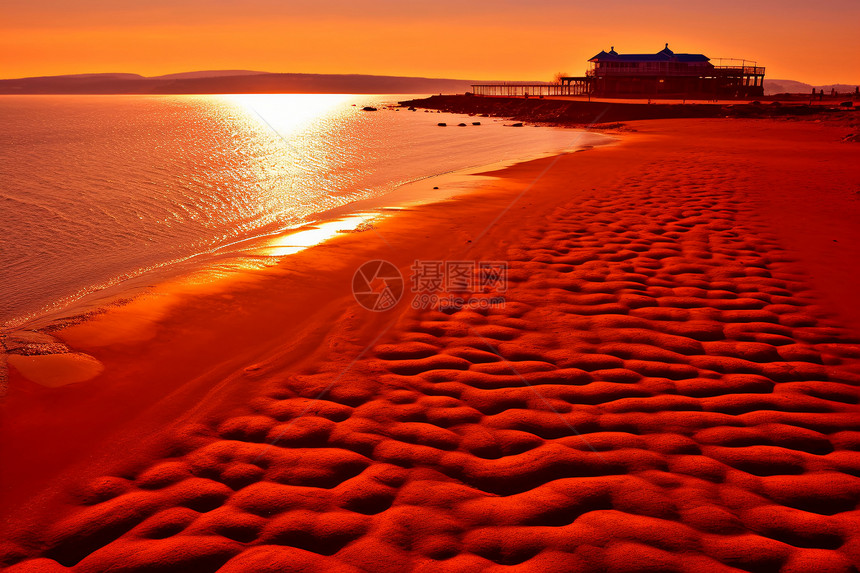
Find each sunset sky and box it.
[3,0,859,84]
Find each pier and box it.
[471,78,590,97]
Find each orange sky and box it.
[2,0,858,84]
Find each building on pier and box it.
[471,44,765,99]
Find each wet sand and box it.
[2,117,860,572]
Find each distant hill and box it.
[149,70,268,80]
[764,79,858,96]
[0,70,478,95]
[13,72,146,81]
[6,70,854,97]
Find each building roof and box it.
[589,44,710,63]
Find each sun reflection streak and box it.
[248,213,380,257]
[221,94,355,141]
[212,94,362,235]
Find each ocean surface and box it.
[0,94,602,327]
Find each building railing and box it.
[587,68,708,77]
[714,66,766,75]
[586,65,766,77]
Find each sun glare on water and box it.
[221,93,357,139]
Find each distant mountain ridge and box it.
[25,73,147,80]
[149,70,269,80]
[0,70,478,94]
[764,79,858,96]
[2,70,856,96]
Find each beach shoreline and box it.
[3,116,860,571]
[0,123,615,386]
[0,93,613,332]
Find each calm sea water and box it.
[0,94,599,326]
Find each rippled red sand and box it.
[2,118,860,572]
